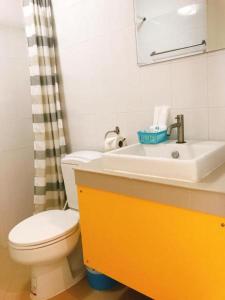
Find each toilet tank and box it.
[61,151,102,210]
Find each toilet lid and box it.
[8,209,79,247]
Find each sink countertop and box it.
[74,157,225,195]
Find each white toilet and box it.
[8,151,102,300]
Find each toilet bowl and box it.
[8,151,102,300]
[9,209,81,300]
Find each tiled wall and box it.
[52,0,225,152]
[0,3,33,246]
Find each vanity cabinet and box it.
[78,185,225,300]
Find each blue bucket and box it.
[86,268,118,291]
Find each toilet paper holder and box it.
[104,126,120,139]
[104,126,126,148]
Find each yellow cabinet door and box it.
[78,186,225,300]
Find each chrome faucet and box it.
[167,114,185,144]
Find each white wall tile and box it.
[0,147,33,245]
[108,0,135,32]
[170,108,209,140]
[208,50,225,107]
[171,55,208,108]
[140,62,172,109]
[0,0,24,28]
[0,118,33,151]
[68,113,97,151]
[0,26,28,59]
[0,9,33,245]
[85,0,111,39]
[209,108,225,140]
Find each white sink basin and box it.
[103,141,225,182]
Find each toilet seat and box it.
[8,209,79,249]
[9,227,80,250]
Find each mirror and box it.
[134,0,225,65]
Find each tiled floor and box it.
[0,246,150,300]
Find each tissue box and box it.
[137,130,167,144]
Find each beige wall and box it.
[0,1,33,246]
[52,0,225,152]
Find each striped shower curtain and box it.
[23,0,66,212]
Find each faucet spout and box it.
[167,122,179,136]
[167,114,185,143]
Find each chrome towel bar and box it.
[150,40,206,57]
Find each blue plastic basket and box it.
[86,268,119,291]
[137,130,168,144]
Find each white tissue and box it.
[152,106,170,128]
[149,125,167,133]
